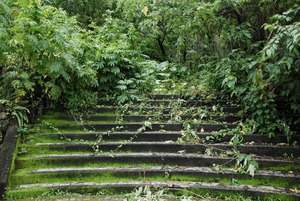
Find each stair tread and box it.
[12,181,300,197]
[35,141,299,148]
[26,166,299,178]
[31,152,300,163]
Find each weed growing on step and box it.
[176,118,260,177]
[124,186,202,201]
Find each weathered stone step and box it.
[35,142,300,157]
[26,166,300,182]
[35,123,236,132]
[100,94,231,100]
[95,106,242,114]
[32,114,240,123]
[25,153,300,168]
[11,181,300,198]
[98,100,237,107]
[147,94,181,99]
[38,132,300,144]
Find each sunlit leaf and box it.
[142,6,148,16]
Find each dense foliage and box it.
[0,0,299,140]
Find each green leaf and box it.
[144,121,152,130]
[116,85,127,90]
[20,72,30,80]
[49,62,63,73]
[50,85,62,100]
[111,67,120,74]
[247,164,256,177]
[24,81,34,90]
[11,80,21,88]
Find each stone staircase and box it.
[4,95,300,200]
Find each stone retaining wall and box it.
[0,124,18,197]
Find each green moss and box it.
[6,135,22,187]
[34,120,116,127]
[9,168,299,189]
[31,128,97,133]
[5,187,127,200]
[15,158,163,171]
[260,164,300,171]
[96,112,116,116]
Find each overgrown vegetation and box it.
[0,0,299,161]
[1,0,299,140]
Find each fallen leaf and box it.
[178,150,186,154]
[240,130,246,135]
[290,188,300,193]
[200,127,205,132]
[180,131,185,136]
[234,166,241,173]
[177,111,183,115]
[261,188,271,192]
[143,179,151,183]
[166,181,179,187]
[247,164,256,177]
[212,105,217,112]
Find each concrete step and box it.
[38,132,300,144]
[146,94,181,99]
[20,153,300,169]
[34,122,236,132]
[25,166,299,183]
[35,142,300,157]
[95,106,242,114]
[98,100,238,107]
[32,114,241,123]
[10,181,300,198]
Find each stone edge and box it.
[0,123,18,197]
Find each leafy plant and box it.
[137,121,153,133]
[235,155,259,177]
[177,119,201,144]
[0,97,29,127]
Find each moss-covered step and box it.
[7,181,300,200]
[31,114,241,123]
[36,132,300,144]
[95,106,243,114]
[33,142,300,157]
[13,166,298,188]
[146,94,180,99]
[31,122,237,132]
[15,153,300,169]
[98,100,238,107]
